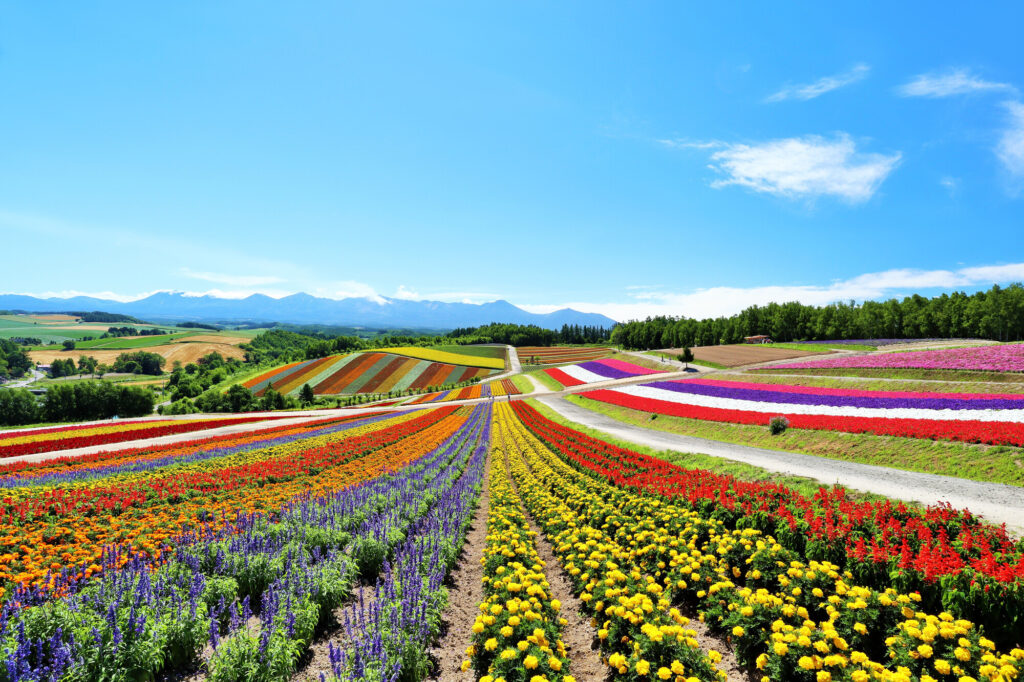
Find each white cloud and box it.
[704,134,901,203]
[897,68,1016,98]
[939,176,959,195]
[766,63,870,102]
[391,286,503,304]
[517,262,1024,322]
[310,281,387,304]
[181,268,285,287]
[997,101,1024,179]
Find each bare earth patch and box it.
[30,342,246,366]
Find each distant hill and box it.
[0,292,617,331]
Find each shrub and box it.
[768,415,789,435]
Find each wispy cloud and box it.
[939,176,959,196]
[392,286,503,304]
[517,262,1024,322]
[700,134,901,203]
[181,268,285,287]
[997,101,1024,182]
[897,68,1016,98]
[766,63,870,102]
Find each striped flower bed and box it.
[489,378,521,397]
[544,357,663,388]
[583,378,1024,446]
[246,352,497,397]
[515,346,612,365]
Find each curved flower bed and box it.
[583,378,1024,446]
[544,357,664,388]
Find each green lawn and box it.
[53,332,192,351]
[752,366,1024,382]
[563,394,1024,486]
[525,399,898,503]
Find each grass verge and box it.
[527,369,565,392]
[560,394,1024,486]
[510,374,534,394]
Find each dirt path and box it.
[427,455,492,681]
[501,449,606,680]
[537,395,1024,537]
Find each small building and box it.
[744,335,772,344]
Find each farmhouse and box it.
[743,335,772,344]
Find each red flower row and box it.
[510,401,1024,588]
[584,389,1024,447]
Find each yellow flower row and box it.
[498,404,1024,682]
[493,403,726,682]
[380,346,505,370]
[462,445,574,682]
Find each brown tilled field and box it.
[660,344,833,368]
[30,340,246,367]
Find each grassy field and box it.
[752,366,1024,382]
[716,371,1024,394]
[510,374,534,394]
[33,332,191,351]
[690,358,727,369]
[619,353,678,371]
[564,394,1024,486]
[526,399,897,503]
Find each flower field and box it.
[779,343,1024,373]
[0,403,491,680]
[544,357,664,388]
[0,415,283,458]
[492,401,1024,678]
[516,346,613,365]
[0,389,1021,681]
[581,377,1024,446]
[244,351,497,397]
[404,378,522,405]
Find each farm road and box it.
[536,395,1024,536]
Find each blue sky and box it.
[1,2,1022,321]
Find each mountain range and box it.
[0,292,618,330]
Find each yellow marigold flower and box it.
[501,626,514,637]
[954,648,971,662]
[854,622,867,635]
[756,654,768,670]
[918,644,933,659]
[657,667,672,680]
[484,637,498,651]
[472,621,485,634]
[732,626,745,637]
[799,656,817,670]
[523,654,539,669]
[636,659,651,675]
[774,642,789,656]
[852,671,869,682]
[817,672,831,682]
[460,660,471,671]
[549,657,562,671]
[518,640,529,652]
[934,659,951,675]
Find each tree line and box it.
[611,283,1024,350]
[0,339,31,379]
[448,322,612,347]
[0,383,154,426]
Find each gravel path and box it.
[537,395,1024,536]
